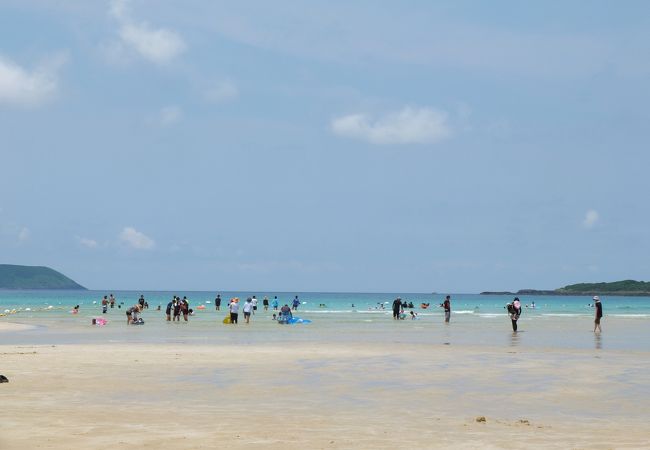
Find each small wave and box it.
[453,310,476,314]
[541,313,590,317]
[609,314,650,318]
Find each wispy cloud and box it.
[583,209,599,229]
[76,236,99,249]
[119,226,155,250]
[204,80,239,103]
[108,0,186,65]
[331,106,451,145]
[0,54,66,107]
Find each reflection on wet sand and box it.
[595,332,602,350]
[510,331,520,347]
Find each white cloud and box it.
[18,227,30,242]
[108,0,186,65]
[159,105,182,125]
[0,54,66,107]
[583,210,599,229]
[204,81,239,103]
[77,236,98,249]
[331,106,452,145]
[119,226,155,250]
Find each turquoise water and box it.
[2,290,650,316]
[2,290,649,351]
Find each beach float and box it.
[289,317,311,324]
[278,317,312,325]
[197,305,206,310]
[420,303,430,309]
[223,316,231,324]
[92,318,108,326]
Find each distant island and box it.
[0,264,86,290]
[481,280,650,297]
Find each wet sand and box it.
[1,341,649,449]
[0,322,35,332]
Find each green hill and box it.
[556,280,650,295]
[482,280,650,296]
[0,264,86,290]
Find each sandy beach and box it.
[1,339,649,449]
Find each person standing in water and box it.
[272,296,279,310]
[229,298,239,324]
[109,294,115,309]
[165,298,173,321]
[243,298,253,324]
[392,297,402,320]
[593,296,603,333]
[292,296,300,311]
[508,297,522,332]
[263,296,269,311]
[215,294,222,311]
[441,295,451,323]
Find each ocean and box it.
[2,290,650,351]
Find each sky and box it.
[1,0,650,292]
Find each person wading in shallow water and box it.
[392,297,402,320]
[593,296,603,333]
[229,298,239,324]
[507,297,522,332]
[441,295,451,323]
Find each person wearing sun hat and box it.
[593,296,603,333]
[229,298,240,325]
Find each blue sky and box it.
[1,0,649,292]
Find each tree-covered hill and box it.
[0,264,86,290]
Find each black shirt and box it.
[596,302,603,318]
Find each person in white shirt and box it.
[251,296,258,314]
[229,298,239,324]
[243,298,254,324]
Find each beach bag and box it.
[223,316,231,324]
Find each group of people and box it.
[100,294,116,313]
[214,294,298,312]
[391,295,452,322]
[390,295,604,333]
[224,296,296,325]
[165,296,193,322]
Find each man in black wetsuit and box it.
[392,297,402,320]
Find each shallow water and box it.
[1,290,649,351]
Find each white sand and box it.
[1,342,649,449]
